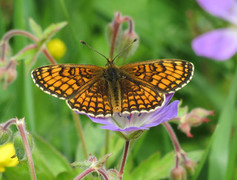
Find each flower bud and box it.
[0,60,17,89]
[176,107,213,137]
[182,159,196,176]
[105,22,123,50]
[0,128,12,145]
[47,38,66,60]
[6,63,17,84]
[118,30,139,59]
[178,122,193,138]
[170,166,186,180]
[106,12,139,59]
[187,108,214,126]
[0,67,5,79]
[13,132,34,161]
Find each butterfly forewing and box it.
[120,59,194,93]
[31,64,103,99]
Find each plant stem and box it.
[0,30,56,64]
[110,12,121,59]
[16,118,37,180]
[74,167,94,180]
[98,169,109,180]
[163,122,182,168]
[2,118,17,130]
[72,113,89,159]
[42,45,57,64]
[105,130,110,155]
[118,140,130,180]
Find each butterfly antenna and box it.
[80,40,109,61]
[112,38,138,62]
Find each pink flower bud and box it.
[0,60,17,89]
[176,106,213,137]
[178,123,193,138]
[170,166,187,180]
[106,12,139,59]
[118,30,139,59]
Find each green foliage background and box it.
[0,0,237,179]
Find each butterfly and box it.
[31,58,194,117]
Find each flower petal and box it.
[197,0,237,24]
[100,125,149,132]
[0,143,18,170]
[143,100,179,128]
[192,28,237,61]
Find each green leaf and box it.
[33,134,71,177]
[13,48,37,62]
[29,18,42,38]
[71,160,91,169]
[125,150,203,180]
[75,122,105,161]
[208,69,237,180]
[126,152,162,180]
[41,21,67,43]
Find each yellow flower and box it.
[0,143,19,172]
[47,38,66,60]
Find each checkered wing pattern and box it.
[31,64,103,99]
[119,78,164,114]
[66,79,112,117]
[121,59,194,93]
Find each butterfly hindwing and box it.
[120,59,194,93]
[66,79,112,117]
[31,64,103,99]
[119,78,165,114]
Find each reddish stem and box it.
[110,13,121,59]
[42,46,57,64]
[16,118,37,180]
[120,16,134,34]
[1,118,17,130]
[13,43,38,58]
[109,13,134,59]
[98,169,109,180]
[118,140,130,180]
[74,167,94,180]
[0,29,56,64]
[163,122,182,168]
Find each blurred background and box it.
[0,0,236,179]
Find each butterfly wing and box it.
[120,59,194,93]
[31,64,104,99]
[119,78,164,114]
[66,79,112,117]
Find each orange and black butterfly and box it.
[31,57,194,117]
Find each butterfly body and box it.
[32,59,194,117]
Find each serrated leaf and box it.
[13,48,37,62]
[41,21,67,44]
[29,18,43,38]
[71,160,91,169]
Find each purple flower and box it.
[192,0,237,61]
[87,94,179,133]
